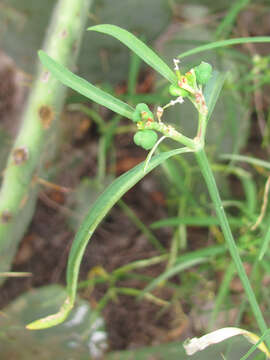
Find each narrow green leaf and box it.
[259,226,270,261]
[26,147,189,329]
[38,50,135,119]
[141,245,226,296]
[221,154,270,170]
[204,70,227,123]
[178,36,270,59]
[88,24,177,84]
[150,216,242,229]
[215,0,250,39]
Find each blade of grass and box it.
[259,225,270,261]
[178,37,270,59]
[215,0,250,39]
[38,50,135,120]
[26,147,189,330]
[221,154,270,170]
[239,329,270,360]
[127,52,141,97]
[195,148,269,344]
[113,254,168,277]
[141,245,227,296]
[150,216,242,229]
[88,24,177,84]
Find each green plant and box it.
[24,23,270,354]
[0,0,93,280]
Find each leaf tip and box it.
[26,297,73,330]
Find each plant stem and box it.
[195,148,269,343]
[0,0,93,278]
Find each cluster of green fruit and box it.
[169,61,212,98]
[132,62,212,151]
[132,103,158,150]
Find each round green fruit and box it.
[132,111,141,123]
[194,62,212,85]
[133,130,158,150]
[169,84,189,97]
[136,103,150,113]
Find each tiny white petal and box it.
[177,96,184,104]
[173,58,180,70]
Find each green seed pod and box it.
[169,84,189,98]
[136,103,150,113]
[133,130,158,150]
[132,111,141,123]
[194,61,212,85]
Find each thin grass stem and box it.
[195,148,269,346]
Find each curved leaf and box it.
[26,147,191,330]
[38,50,134,119]
[178,36,270,59]
[88,24,177,84]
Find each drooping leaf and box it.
[88,24,177,84]
[26,147,190,330]
[38,50,135,119]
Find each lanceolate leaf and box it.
[88,24,177,84]
[38,50,135,119]
[178,36,270,59]
[26,147,190,330]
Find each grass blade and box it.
[150,216,242,229]
[38,50,135,119]
[141,245,226,296]
[215,0,250,39]
[26,147,188,330]
[88,24,177,84]
[259,226,270,261]
[178,37,270,59]
[221,154,270,170]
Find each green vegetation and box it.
[1,1,270,359]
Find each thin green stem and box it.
[195,148,269,344]
[139,121,197,150]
